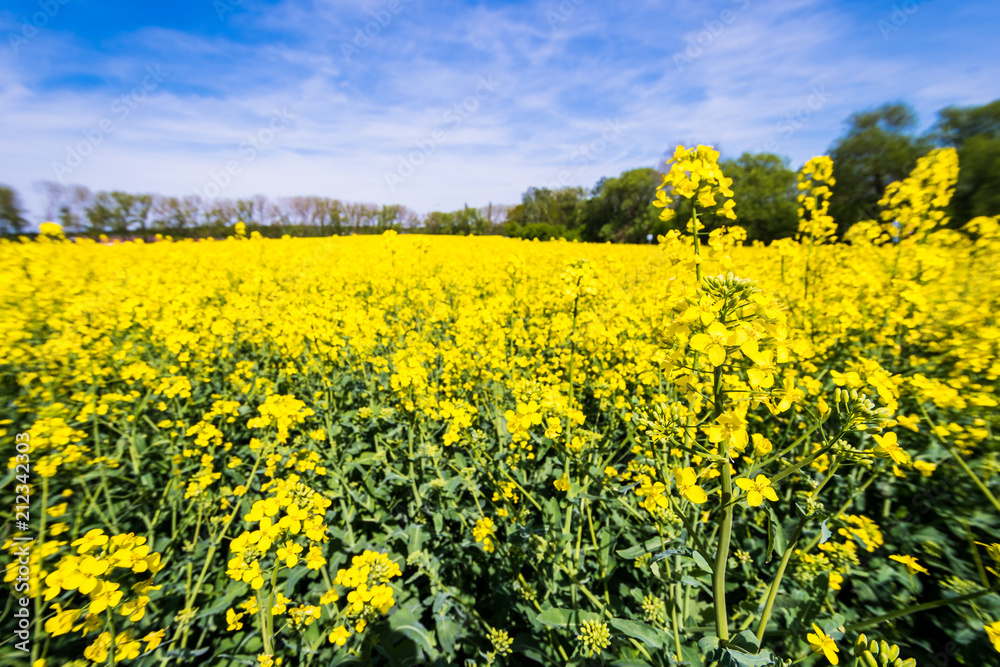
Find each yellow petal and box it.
[690,333,711,352]
[684,486,708,504]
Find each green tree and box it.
[931,99,1000,224]
[721,153,798,243]
[151,195,201,232]
[86,191,153,235]
[828,102,931,234]
[505,187,586,239]
[423,211,455,234]
[580,168,662,243]
[376,204,403,231]
[0,185,28,235]
[451,206,488,234]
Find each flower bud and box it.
[854,634,868,657]
[862,650,879,667]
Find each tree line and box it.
[2,98,997,242]
[0,187,512,240]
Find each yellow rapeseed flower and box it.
[806,623,839,665]
[889,553,929,575]
[735,474,779,507]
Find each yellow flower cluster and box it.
[7,416,90,478]
[2,154,999,662]
[39,529,166,661]
[39,222,67,240]
[576,619,612,657]
[323,550,402,645]
[654,144,737,223]
[247,394,316,444]
[879,147,959,239]
[473,517,498,553]
[797,156,837,244]
[226,477,330,589]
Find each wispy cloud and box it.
[1,0,997,219]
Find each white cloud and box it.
[1,0,997,222]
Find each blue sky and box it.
[2,0,998,219]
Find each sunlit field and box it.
[2,148,999,666]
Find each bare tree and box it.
[479,202,511,231]
[36,181,92,233]
[151,195,202,231]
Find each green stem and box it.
[755,521,805,643]
[918,402,1000,516]
[692,208,703,282]
[31,477,49,667]
[710,366,731,641]
[107,608,118,667]
[844,586,997,632]
[963,521,990,590]
[770,442,836,484]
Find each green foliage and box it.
[0,184,27,234]
[721,153,798,244]
[932,100,1000,223]
[86,191,154,235]
[507,187,588,230]
[581,168,664,243]
[828,102,932,234]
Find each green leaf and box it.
[616,537,663,560]
[394,622,436,657]
[820,519,832,545]
[609,618,668,649]
[723,647,774,666]
[692,550,714,574]
[727,629,761,654]
[698,635,721,656]
[535,607,601,628]
[766,508,786,562]
[388,607,437,657]
[653,546,691,561]
[436,618,461,655]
